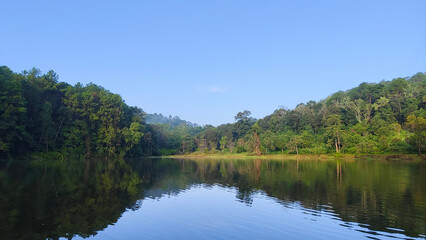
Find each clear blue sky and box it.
[1,0,425,126]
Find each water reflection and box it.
[0,158,142,240]
[0,158,424,239]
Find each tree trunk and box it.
[418,141,422,155]
[254,132,261,156]
[53,117,65,143]
[335,139,339,153]
[85,136,91,158]
[45,136,49,153]
[337,131,341,153]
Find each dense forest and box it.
[192,73,426,156]
[0,66,146,159]
[0,66,425,159]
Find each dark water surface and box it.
[0,157,425,239]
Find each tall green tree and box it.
[0,66,26,154]
[326,114,343,153]
[406,115,426,155]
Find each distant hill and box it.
[146,113,199,128]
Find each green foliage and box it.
[189,72,426,155]
[0,66,425,157]
[219,136,228,151]
[406,115,426,154]
[0,67,26,152]
[0,66,147,158]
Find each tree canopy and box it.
[0,66,425,158]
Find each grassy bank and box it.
[166,153,425,161]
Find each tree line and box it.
[150,72,426,156]
[0,66,425,158]
[0,66,145,158]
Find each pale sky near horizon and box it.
[1,0,425,126]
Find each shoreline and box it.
[163,153,425,161]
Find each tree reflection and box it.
[128,158,425,238]
[0,158,142,240]
[0,158,424,239]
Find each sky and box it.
[1,0,425,126]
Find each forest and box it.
[0,65,425,159]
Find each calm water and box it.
[0,158,425,240]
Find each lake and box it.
[0,157,424,239]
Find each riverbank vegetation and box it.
[146,72,426,156]
[167,153,425,161]
[0,66,425,159]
